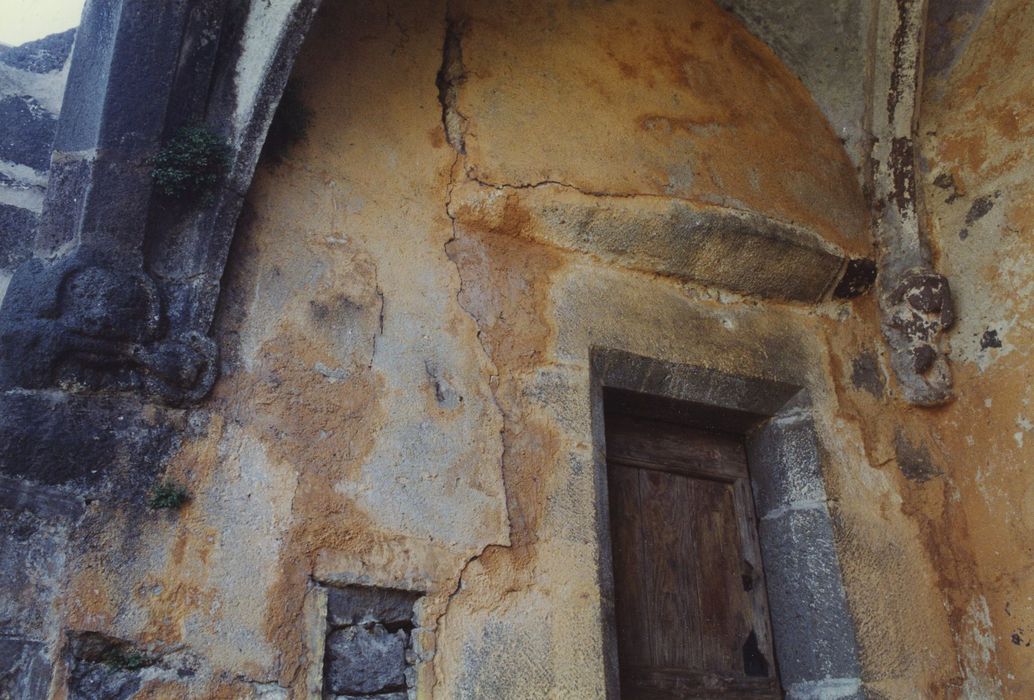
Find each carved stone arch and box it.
[0,0,323,407]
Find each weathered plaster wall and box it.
[718,0,872,171]
[911,0,1034,695]
[33,0,982,698]
[449,0,868,253]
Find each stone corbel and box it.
[0,0,321,407]
[871,0,955,406]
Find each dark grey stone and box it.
[0,250,219,406]
[0,475,84,521]
[34,155,90,254]
[0,28,76,73]
[67,662,142,700]
[65,631,158,700]
[0,0,321,409]
[332,694,408,700]
[53,1,186,153]
[324,625,408,696]
[0,390,178,487]
[0,507,68,635]
[785,677,864,699]
[833,258,877,299]
[0,637,52,700]
[893,429,942,483]
[591,348,800,420]
[327,586,418,628]
[0,204,37,269]
[0,95,57,172]
[747,416,826,517]
[850,351,885,397]
[759,507,861,688]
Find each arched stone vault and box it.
[0,0,879,416]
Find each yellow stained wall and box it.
[51,1,991,697]
[915,0,1034,695]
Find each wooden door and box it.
[605,412,781,699]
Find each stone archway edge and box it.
[0,0,322,406]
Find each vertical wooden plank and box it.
[733,476,778,677]
[692,477,751,676]
[608,462,651,671]
[639,468,704,671]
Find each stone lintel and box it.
[452,182,870,303]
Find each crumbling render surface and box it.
[26,0,992,697]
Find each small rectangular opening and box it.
[603,389,782,699]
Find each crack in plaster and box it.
[432,11,515,693]
[368,274,385,370]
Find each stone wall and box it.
[718,0,872,171]
[914,0,1034,695]
[31,0,960,697]
[4,0,1032,698]
[0,29,73,301]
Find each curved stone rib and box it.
[0,0,322,406]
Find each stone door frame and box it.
[589,348,864,699]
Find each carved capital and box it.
[0,0,321,408]
[882,270,955,406]
[0,251,218,406]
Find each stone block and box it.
[0,28,76,73]
[785,677,863,699]
[326,585,418,628]
[759,506,861,688]
[324,625,408,696]
[747,415,827,517]
[0,637,52,700]
[0,475,84,521]
[35,155,91,253]
[531,194,846,301]
[0,507,67,636]
[0,204,37,270]
[0,391,177,488]
[592,347,799,419]
[0,95,57,171]
[66,660,142,700]
[64,632,157,700]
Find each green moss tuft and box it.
[147,480,190,510]
[102,648,156,670]
[152,126,230,199]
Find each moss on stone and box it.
[147,480,190,510]
[152,126,230,199]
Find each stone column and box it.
[0,0,320,694]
